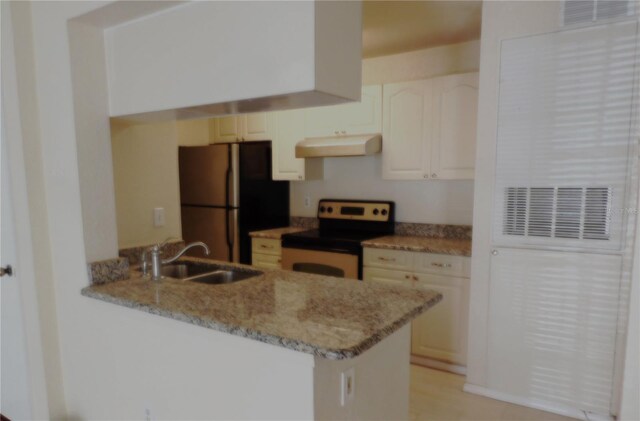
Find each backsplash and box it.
[395,223,472,240]
[119,240,186,265]
[87,257,129,285]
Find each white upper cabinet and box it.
[210,116,241,143]
[241,113,276,142]
[382,73,479,180]
[304,85,382,137]
[272,109,323,181]
[431,73,478,179]
[210,113,276,143]
[382,80,433,180]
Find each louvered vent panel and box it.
[503,187,611,240]
[563,0,635,25]
[493,21,638,250]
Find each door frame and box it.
[1,2,51,418]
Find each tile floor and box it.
[410,365,579,421]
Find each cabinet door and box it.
[304,104,342,138]
[411,273,469,366]
[363,267,414,286]
[382,80,432,180]
[241,113,275,142]
[341,85,382,135]
[431,73,478,179]
[304,85,382,137]
[211,116,240,143]
[272,109,306,180]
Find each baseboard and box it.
[462,383,613,421]
[410,355,467,375]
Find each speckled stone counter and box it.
[249,227,308,239]
[362,235,472,257]
[81,258,442,359]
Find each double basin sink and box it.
[145,261,263,285]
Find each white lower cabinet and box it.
[363,247,470,369]
[251,238,282,269]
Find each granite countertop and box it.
[81,258,441,359]
[362,235,472,257]
[249,226,308,239]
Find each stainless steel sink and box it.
[140,261,262,284]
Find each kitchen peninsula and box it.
[82,258,441,420]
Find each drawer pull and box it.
[431,262,452,268]
[378,257,396,262]
[260,245,274,249]
[277,259,282,263]
[404,274,411,279]
[412,275,418,281]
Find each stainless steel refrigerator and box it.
[178,142,289,264]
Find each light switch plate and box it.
[153,207,165,227]
[340,367,355,406]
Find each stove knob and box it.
[320,206,326,213]
[327,206,334,213]
[381,209,388,216]
[373,208,379,215]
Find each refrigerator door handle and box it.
[226,209,238,261]
[229,144,239,208]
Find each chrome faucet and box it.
[141,239,210,281]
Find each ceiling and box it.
[362,1,482,58]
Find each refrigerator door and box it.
[179,144,230,207]
[181,206,231,260]
[238,142,290,264]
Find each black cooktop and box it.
[281,229,383,254]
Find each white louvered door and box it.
[488,20,638,417]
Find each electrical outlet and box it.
[153,207,165,227]
[304,195,311,208]
[340,367,355,406]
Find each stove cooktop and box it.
[281,229,381,253]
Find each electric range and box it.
[281,199,395,279]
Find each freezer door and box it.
[181,206,231,261]
[179,145,230,207]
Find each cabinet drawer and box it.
[415,253,470,278]
[363,248,414,271]
[251,253,281,270]
[251,238,281,256]
[363,267,414,286]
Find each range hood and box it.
[295,134,382,158]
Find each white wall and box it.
[111,118,209,248]
[291,40,480,225]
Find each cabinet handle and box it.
[378,257,396,262]
[412,275,418,281]
[423,174,429,179]
[277,259,282,263]
[298,175,303,180]
[431,173,438,178]
[260,245,274,249]
[340,130,346,135]
[431,262,452,268]
[404,274,411,280]
[334,130,339,135]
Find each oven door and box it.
[281,247,359,280]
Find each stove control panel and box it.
[317,200,392,222]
